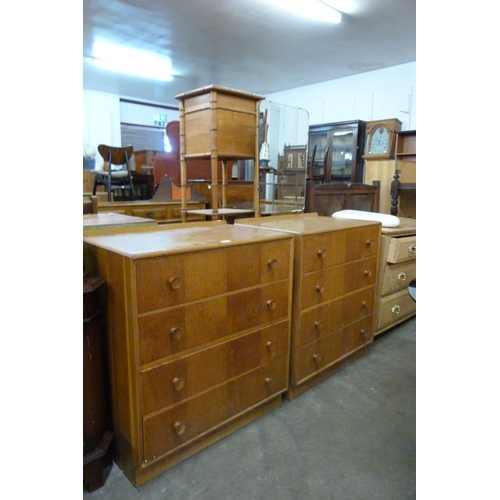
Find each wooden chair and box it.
[93,145,135,201]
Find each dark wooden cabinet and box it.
[308,120,366,184]
[83,273,113,492]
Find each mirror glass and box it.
[257,101,309,215]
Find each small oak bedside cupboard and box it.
[83,223,293,486]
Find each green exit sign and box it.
[154,113,166,126]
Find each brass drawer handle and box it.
[316,285,324,294]
[408,244,416,255]
[391,305,401,315]
[174,421,186,435]
[266,340,276,351]
[314,320,322,331]
[397,272,407,282]
[317,249,326,258]
[169,276,182,290]
[170,327,183,340]
[313,353,321,363]
[173,377,185,391]
[267,299,277,310]
[267,258,278,270]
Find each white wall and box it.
[83,90,121,169]
[82,62,416,167]
[265,62,416,130]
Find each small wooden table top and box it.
[83,213,157,232]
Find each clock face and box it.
[369,126,389,154]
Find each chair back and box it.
[98,145,134,171]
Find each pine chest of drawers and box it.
[375,217,416,335]
[83,224,293,486]
[235,214,380,399]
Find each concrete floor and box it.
[84,317,416,500]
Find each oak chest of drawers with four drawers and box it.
[235,214,381,399]
[84,224,294,486]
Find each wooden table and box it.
[83,213,157,232]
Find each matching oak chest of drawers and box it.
[235,214,381,399]
[84,224,294,486]
[375,217,416,335]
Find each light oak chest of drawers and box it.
[84,224,294,486]
[236,214,380,399]
[375,217,416,335]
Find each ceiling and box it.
[83,0,416,107]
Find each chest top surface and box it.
[236,215,380,236]
[83,224,292,259]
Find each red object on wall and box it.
[154,121,229,187]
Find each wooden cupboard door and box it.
[386,235,416,264]
[381,260,416,295]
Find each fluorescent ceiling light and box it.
[90,41,174,81]
[318,1,343,23]
[270,0,342,23]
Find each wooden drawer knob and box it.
[317,249,327,258]
[316,285,324,294]
[173,377,185,391]
[314,320,322,331]
[267,258,278,270]
[265,377,274,387]
[361,301,367,308]
[266,340,276,351]
[174,421,186,435]
[267,299,277,310]
[364,270,372,277]
[170,327,183,340]
[313,353,321,363]
[169,276,182,290]
[366,239,374,247]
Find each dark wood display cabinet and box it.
[308,120,366,184]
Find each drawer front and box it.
[292,315,373,384]
[377,288,416,331]
[302,226,379,273]
[136,241,290,314]
[142,355,287,462]
[381,260,416,295]
[141,321,289,415]
[386,235,416,264]
[300,256,378,309]
[138,281,290,365]
[129,206,169,221]
[298,286,375,348]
